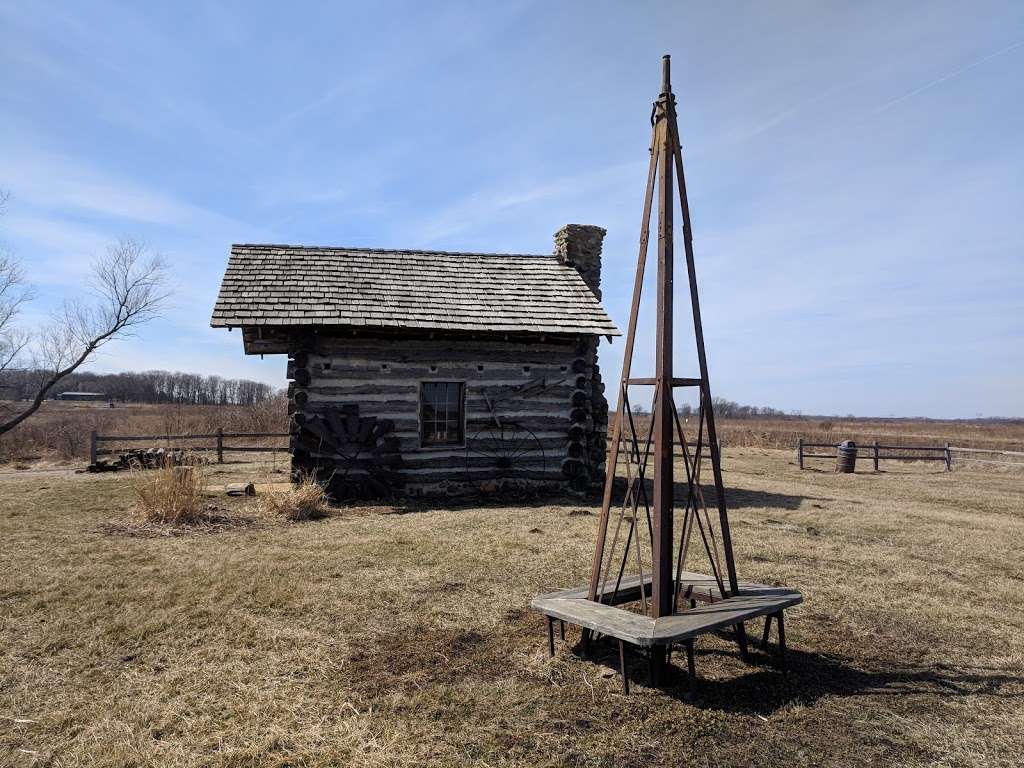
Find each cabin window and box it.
[420,382,464,446]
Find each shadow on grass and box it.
[330,484,834,515]
[567,632,1024,714]
[373,491,593,514]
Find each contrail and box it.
[873,39,1024,114]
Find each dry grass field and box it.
[0,400,287,464]
[2,400,1022,468]
[1,450,1022,767]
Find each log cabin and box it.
[210,224,620,498]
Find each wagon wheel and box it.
[465,422,546,482]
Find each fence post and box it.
[216,427,224,464]
[89,430,98,466]
[873,440,879,472]
[944,442,951,472]
[797,438,803,470]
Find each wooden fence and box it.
[946,446,1024,468]
[797,440,951,471]
[89,429,289,465]
[797,440,1024,471]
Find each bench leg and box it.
[776,611,787,673]
[559,620,565,641]
[619,640,630,695]
[685,638,696,701]
[761,614,773,649]
[582,628,591,657]
[735,622,750,662]
[547,616,555,657]
[649,646,666,687]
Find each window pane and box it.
[421,382,463,446]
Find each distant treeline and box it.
[706,398,789,419]
[633,397,790,419]
[0,369,279,406]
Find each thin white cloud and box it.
[873,38,1024,114]
[413,160,644,245]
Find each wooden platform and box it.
[531,571,801,647]
[531,572,802,695]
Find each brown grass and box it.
[4,399,1020,468]
[0,397,287,463]
[1,451,1022,766]
[129,455,212,525]
[252,473,332,521]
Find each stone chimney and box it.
[554,224,606,300]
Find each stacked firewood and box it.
[87,448,194,472]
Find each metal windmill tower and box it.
[532,55,801,695]
[588,54,746,678]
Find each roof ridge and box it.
[231,243,555,259]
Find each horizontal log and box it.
[402,453,551,471]
[303,382,419,396]
[222,445,290,453]
[410,434,570,451]
[955,457,1024,466]
[97,433,221,442]
[299,388,574,410]
[96,447,216,455]
[950,446,1024,457]
[310,337,579,357]
[801,442,948,451]
[801,453,947,461]
[309,368,574,384]
[626,377,702,387]
[400,466,564,481]
[874,455,948,461]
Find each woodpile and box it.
[86,448,197,473]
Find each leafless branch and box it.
[0,238,170,437]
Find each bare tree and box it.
[0,234,169,436]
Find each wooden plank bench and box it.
[531,571,802,694]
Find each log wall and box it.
[284,333,608,496]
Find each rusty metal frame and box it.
[587,55,747,682]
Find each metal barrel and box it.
[836,440,857,473]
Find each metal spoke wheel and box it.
[465,422,546,483]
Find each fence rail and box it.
[797,439,1024,471]
[798,439,951,471]
[947,445,1024,468]
[89,428,289,465]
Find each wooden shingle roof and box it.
[211,244,620,336]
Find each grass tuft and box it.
[254,473,332,521]
[130,454,210,525]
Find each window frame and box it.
[419,381,466,448]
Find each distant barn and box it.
[211,225,619,498]
[57,391,107,402]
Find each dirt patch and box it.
[98,507,262,537]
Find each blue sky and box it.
[1,1,1022,417]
